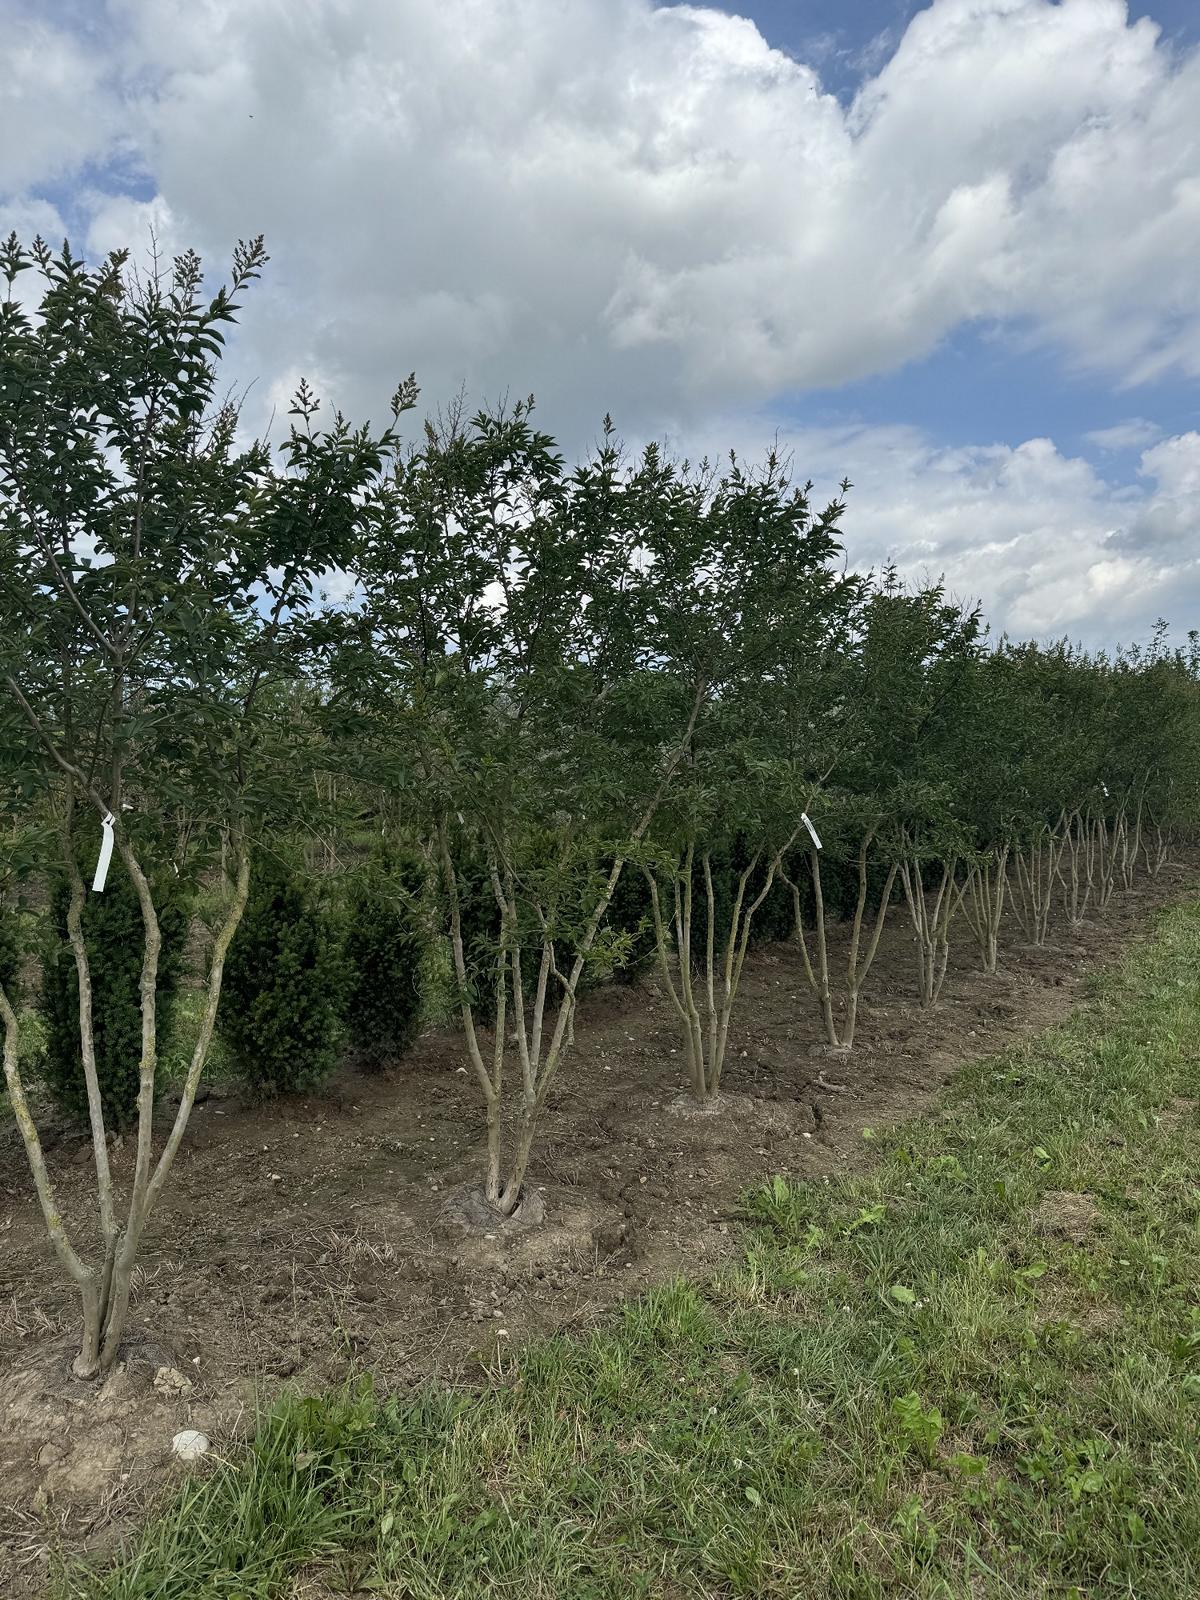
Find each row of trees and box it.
[2,237,1198,1377]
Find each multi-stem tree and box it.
[788,575,966,1041]
[640,450,857,1102]
[883,582,983,1005]
[988,643,1076,946]
[1106,626,1200,883]
[642,738,805,1106]
[0,235,400,1375]
[344,406,707,1215]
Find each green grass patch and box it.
[57,903,1200,1598]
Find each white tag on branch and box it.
[92,812,116,893]
[801,811,823,851]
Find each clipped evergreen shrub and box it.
[220,857,345,1095]
[0,900,19,996]
[748,859,795,945]
[42,853,186,1130]
[604,859,657,983]
[448,852,504,1020]
[728,832,795,947]
[343,851,426,1071]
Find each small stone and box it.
[172,1429,210,1461]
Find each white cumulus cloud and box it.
[1,0,1198,641]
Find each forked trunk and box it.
[444,829,643,1219]
[498,1109,539,1216]
[1009,825,1062,946]
[898,854,963,1006]
[647,834,796,1103]
[1126,794,1145,887]
[4,829,250,1377]
[1141,809,1170,880]
[1092,815,1117,910]
[785,853,838,1047]
[963,847,1008,974]
[1057,809,1091,925]
[789,833,897,1049]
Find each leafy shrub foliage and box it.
[221,858,345,1095]
[603,860,657,983]
[42,854,187,1129]
[343,851,426,1071]
[0,899,19,995]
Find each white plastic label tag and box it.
[92,812,115,893]
[801,811,822,851]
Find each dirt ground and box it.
[1,862,1195,1595]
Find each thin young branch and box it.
[57,807,117,1249]
[141,843,250,1217]
[1,981,94,1290]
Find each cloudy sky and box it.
[3,0,1199,646]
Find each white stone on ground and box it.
[171,1429,210,1461]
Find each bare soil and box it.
[1,862,1194,1595]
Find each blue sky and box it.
[733,0,1200,89]
[725,0,1200,472]
[2,0,1198,644]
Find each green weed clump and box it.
[60,902,1200,1599]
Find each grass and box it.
[54,902,1200,1599]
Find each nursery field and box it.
[2,862,1197,1597]
[5,234,1200,1600]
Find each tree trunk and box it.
[899,855,961,1007]
[498,1107,539,1216]
[964,847,1008,974]
[786,851,840,1046]
[88,842,250,1374]
[1010,827,1060,946]
[842,836,898,1048]
[650,834,797,1101]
